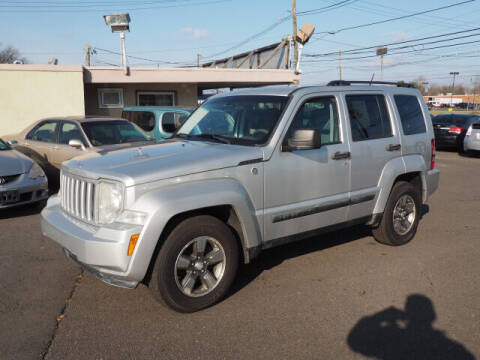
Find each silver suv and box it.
[42,81,440,312]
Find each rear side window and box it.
[394,95,427,135]
[346,95,392,141]
[122,111,156,132]
[162,112,189,133]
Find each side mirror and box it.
[68,139,85,150]
[283,129,322,151]
[7,140,18,146]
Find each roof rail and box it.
[327,80,415,88]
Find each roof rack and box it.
[327,80,415,88]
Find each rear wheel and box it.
[372,181,421,246]
[149,215,239,312]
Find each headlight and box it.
[28,162,45,180]
[97,181,124,224]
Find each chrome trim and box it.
[60,171,98,224]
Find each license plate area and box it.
[0,190,19,204]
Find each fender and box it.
[373,157,406,214]
[373,154,427,214]
[125,179,262,280]
[403,154,428,202]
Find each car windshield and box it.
[81,120,152,146]
[175,95,288,146]
[0,138,10,151]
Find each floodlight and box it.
[104,13,130,32]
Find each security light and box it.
[103,13,130,32]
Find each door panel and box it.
[263,95,350,242]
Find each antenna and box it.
[369,73,375,85]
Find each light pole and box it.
[449,71,459,107]
[103,13,131,75]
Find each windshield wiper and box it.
[194,134,231,144]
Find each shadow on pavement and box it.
[0,202,44,219]
[347,294,475,360]
[230,225,371,297]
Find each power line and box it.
[313,0,475,35]
[0,0,230,12]
[305,28,480,57]
[303,38,480,63]
[93,46,194,65]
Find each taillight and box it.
[448,126,463,134]
[431,139,435,170]
[466,126,472,137]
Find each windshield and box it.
[0,138,10,151]
[175,95,288,146]
[81,120,152,146]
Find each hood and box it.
[0,149,33,176]
[64,140,263,186]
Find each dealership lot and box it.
[1,150,479,360]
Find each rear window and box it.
[121,111,156,132]
[394,95,427,135]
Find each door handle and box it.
[386,143,401,151]
[331,151,351,160]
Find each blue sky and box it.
[2,0,480,86]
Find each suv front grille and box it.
[60,172,96,222]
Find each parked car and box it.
[121,106,193,140]
[42,81,439,312]
[461,120,480,155]
[0,138,48,209]
[431,113,480,150]
[6,116,154,185]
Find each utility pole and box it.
[197,54,200,67]
[338,50,342,80]
[292,0,298,74]
[449,71,459,107]
[85,43,91,67]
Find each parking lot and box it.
[1,150,479,360]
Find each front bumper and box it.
[0,174,48,209]
[41,196,143,288]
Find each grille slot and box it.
[0,174,21,185]
[60,172,96,222]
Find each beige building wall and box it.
[84,83,198,117]
[0,65,85,137]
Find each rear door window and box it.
[394,95,427,135]
[346,95,392,141]
[122,111,156,132]
[26,121,58,143]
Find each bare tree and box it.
[0,44,28,64]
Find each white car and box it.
[0,138,48,209]
[463,121,480,154]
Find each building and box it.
[0,64,300,136]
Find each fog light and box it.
[128,234,140,256]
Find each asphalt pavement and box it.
[1,150,479,360]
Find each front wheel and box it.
[149,215,239,312]
[372,181,421,246]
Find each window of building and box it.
[394,95,427,135]
[346,95,392,141]
[137,91,175,106]
[162,111,189,133]
[288,96,340,145]
[98,88,124,108]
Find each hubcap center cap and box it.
[193,259,204,271]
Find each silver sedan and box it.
[0,138,48,209]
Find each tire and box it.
[149,215,239,312]
[372,181,421,246]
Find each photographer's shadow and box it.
[347,294,475,360]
